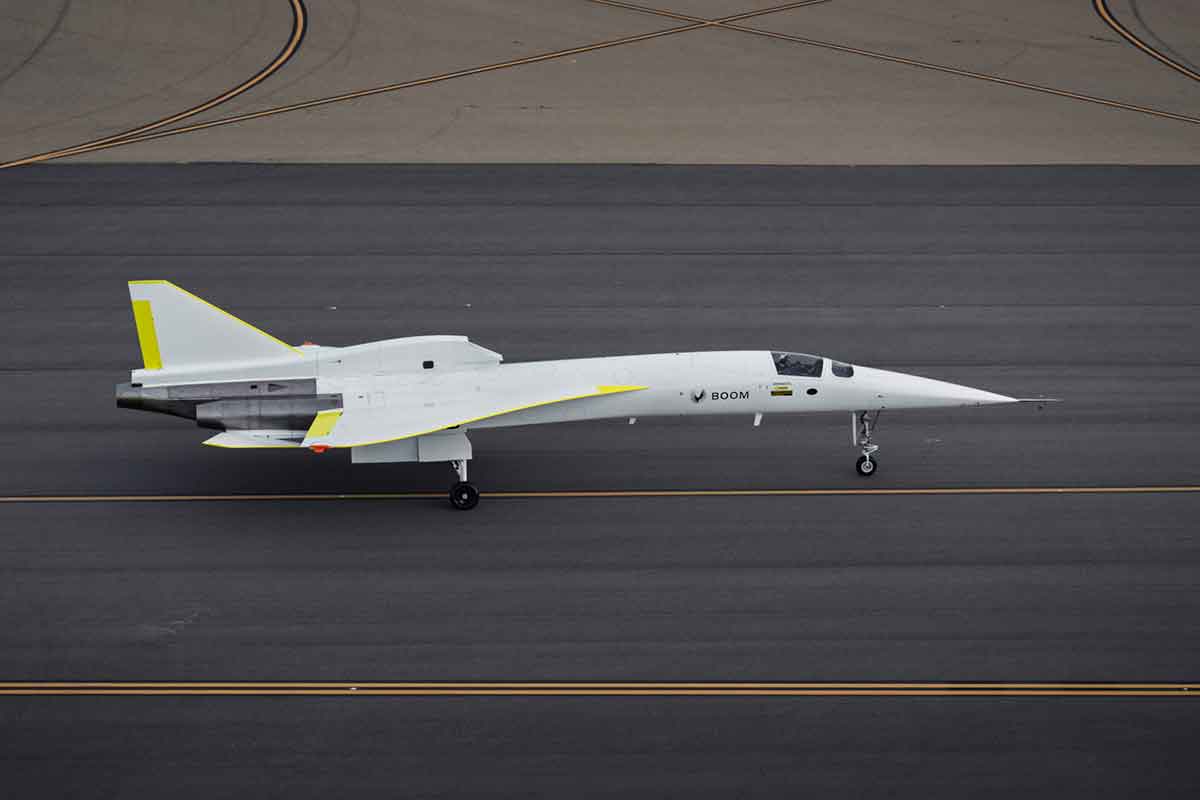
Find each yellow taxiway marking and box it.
[6,0,1197,168]
[0,0,825,167]
[588,0,1200,126]
[0,0,308,170]
[1,486,1199,504]
[0,682,1195,697]
[1094,0,1200,84]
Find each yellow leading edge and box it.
[131,300,162,370]
[306,410,343,439]
[129,279,303,357]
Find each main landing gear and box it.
[852,410,881,477]
[449,459,479,510]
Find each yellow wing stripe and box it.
[131,300,163,370]
[128,280,303,357]
[340,385,648,448]
[305,409,343,440]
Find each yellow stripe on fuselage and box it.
[131,300,162,370]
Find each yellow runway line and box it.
[1,486,1199,504]
[1,681,1196,697]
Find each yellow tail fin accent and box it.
[131,300,163,370]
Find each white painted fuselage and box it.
[314,348,1015,433]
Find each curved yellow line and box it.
[0,0,307,169]
[1093,0,1200,84]
[0,1,824,163]
[590,0,1200,126]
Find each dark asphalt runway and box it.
[2,165,1199,796]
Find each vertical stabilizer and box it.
[127,281,302,371]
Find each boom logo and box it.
[711,390,750,400]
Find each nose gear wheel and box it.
[852,410,882,477]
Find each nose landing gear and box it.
[852,410,881,477]
[449,459,479,510]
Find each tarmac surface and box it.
[3,0,1200,164]
[2,164,1200,795]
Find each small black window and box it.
[267,383,286,392]
[772,352,823,378]
[832,362,854,378]
[806,388,818,396]
[249,384,258,390]
[422,360,434,369]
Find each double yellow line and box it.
[0,0,823,168]
[2,682,1196,697]
[1094,0,1200,84]
[6,0,1197,168]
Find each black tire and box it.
[855,455,877,477]
[449,481,480,510]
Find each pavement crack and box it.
[0,0,71,93]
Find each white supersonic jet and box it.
[117,281,1034,509]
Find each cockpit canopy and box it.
[772,351,822,377]
[772,352,855,378]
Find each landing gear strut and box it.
[449,459,479,510]
[852,410,881,477]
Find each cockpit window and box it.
[832,361,854,378]
[772,352,823,378]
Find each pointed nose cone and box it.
[855,366,1016,410]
